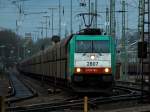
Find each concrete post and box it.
[84,96,88,112]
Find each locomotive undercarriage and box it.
[72,74,114,93]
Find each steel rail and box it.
[6,86,141,112]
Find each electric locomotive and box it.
[19,28,116,93]
[67,29,116,92]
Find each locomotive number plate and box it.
[87,62,98,67]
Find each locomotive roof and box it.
[77,28,102,35]
[62,28,103,45]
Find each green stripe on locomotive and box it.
[68,35,116,79]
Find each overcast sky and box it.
[0,0,138,39]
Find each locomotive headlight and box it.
[104,68,110,73]
[76,68,81,73]
[90,55,95,60]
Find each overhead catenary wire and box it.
[0,0,139,38]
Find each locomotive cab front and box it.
[68,35,115,92]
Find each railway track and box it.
[5,71,144,112]
[19,73,55,96]
[115,80,149,93]
[6,86,142,112]
[6,70,36,104]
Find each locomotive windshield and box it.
[76,40,109,53]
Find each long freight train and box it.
[19,29,116,93]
